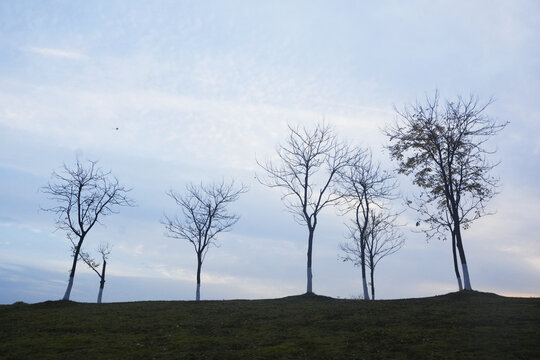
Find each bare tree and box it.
[342,212,403,300]
[42,159,134,300]
[365,212,404,299]
[338,148,401,299]
[162,180,247,301]
[78,242,112,303]
[385,92,508,290]
[257,122,349,293]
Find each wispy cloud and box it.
[24,47,87,60]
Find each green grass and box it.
[1,291,539,359]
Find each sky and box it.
[1,0,539,304]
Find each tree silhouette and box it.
[337,147,400,299]
[162,180,247,301]
[42,159,133,300]
[385,92,507,290]
[78,242,112,303]
[257,122,349,293]
[364,212,404,299]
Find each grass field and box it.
[1,291,539,359]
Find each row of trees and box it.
[42,92,506,302]
[256,123,405,299]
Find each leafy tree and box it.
[42,159,134,300]
[162,180,247,301]
[257,122,349,293]
[385,92,507,290]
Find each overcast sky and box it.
[1,0,539,304]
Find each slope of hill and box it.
[1,291,539,359]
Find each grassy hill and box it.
[1,291,539,359]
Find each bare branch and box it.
[256,122,350,227]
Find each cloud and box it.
[23,47,88,60]
[1,1,539,303]
[0,83,390,176]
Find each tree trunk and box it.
[306,228,314,294]
[97,260,107,304]
[63,237,84,300]
[369,257,375,300]
[97,286,104,304]
[454,226,472,290]
[196,255,202,301]
[63,275,74,301]
[362,275,370,300]
[361,242,369,300]
[451,230,463,291]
